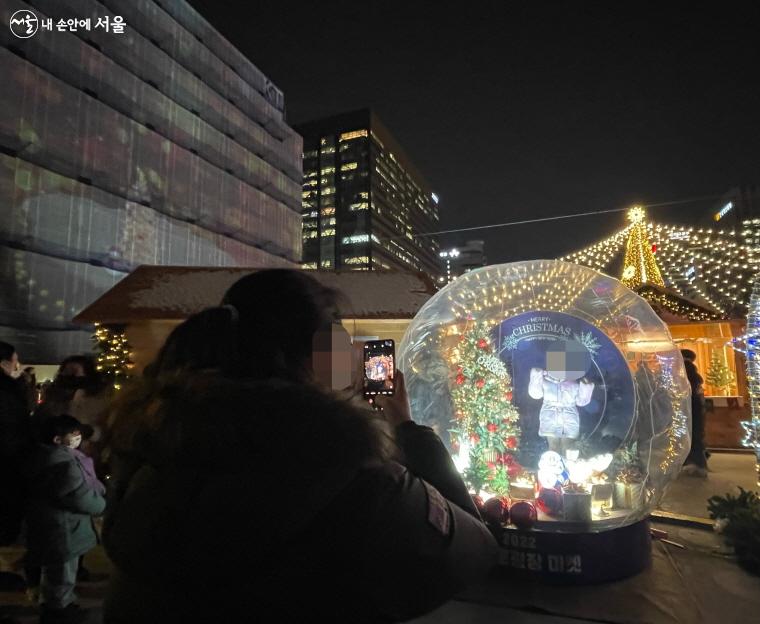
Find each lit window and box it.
[322,228,336,236]
[321,259,333,268]
[344,255,369,265]
[340,162,358,171]
[320,167,336,175]
[339,129,368,142]
[302,262,317,269]
[359,192,369,199]
[342,234,369,244]
[321,187,335,196]
[349,202,369,211]
[302,231,318,239]
[320,207,335,216]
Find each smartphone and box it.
[363,339,395,396]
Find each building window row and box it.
[339,129,369,142]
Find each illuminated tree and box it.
[92,323,133,389]
[446,320,521,496]
[621,206,665,289]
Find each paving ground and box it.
[2,452,758,623]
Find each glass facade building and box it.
[296,110,440,279]
[0,0,302,362]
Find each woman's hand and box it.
[376,370,412,427]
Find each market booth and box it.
[73,265,437,372]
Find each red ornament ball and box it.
[486,423,498,433]
[504,391,513,401]
[455,374,466,385]
[470,434,480,444]
[476,378,486,388]
[536,488,563,517]
[477,338,488,349]
[507,436,518,449]
[483,497,510,526]
[510,500,537,529]
[651,244,657,253]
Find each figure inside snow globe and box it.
[528,341,595,458]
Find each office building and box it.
[295,109,440,278]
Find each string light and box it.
[562,208,760,317]
[658,354,690,472]
[742,273,760,486]
[92,323,134,389]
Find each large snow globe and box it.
[399,261,691,581]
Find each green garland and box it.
[708,487,760,575]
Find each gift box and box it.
[612,482,644,510]
[562,490,592,523]
[509,482,536,501]
[591,483,614,507]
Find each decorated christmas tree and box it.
[92,323,133,390]
[446,319,521,496]
[706,351,736,395]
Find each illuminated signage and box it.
[714,202,734,221]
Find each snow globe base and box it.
[492,518,651,584]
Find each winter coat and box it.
[0,373,32,544]
[25,444,106,565]
[102,374,497,623]
[529,369,594,439]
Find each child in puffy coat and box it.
[25,414,106,622]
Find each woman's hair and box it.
[148,269,342,381]
[0,341,16,363]
[149,307,239,378]
[55,354,104,395]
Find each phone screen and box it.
[363,339,395,396]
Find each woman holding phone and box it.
[102,269,496,623]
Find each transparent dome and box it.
[399,260,691,530]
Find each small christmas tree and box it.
[92,323,133,389]
[706,351,736,395]
[446,319,521,496]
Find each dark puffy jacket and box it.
[0,373,32,544]
[25,444,106,565]
[103,375,496,623]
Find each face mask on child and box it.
[67,435,82,450]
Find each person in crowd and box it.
[25,414,106,623]
[0,342,33,581]
[102,269,497,623]
[36,356,109,463]
[681,349,708,477]
[20,366,39,412]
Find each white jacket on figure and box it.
[529,368,594,439]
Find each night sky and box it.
[189,1,760,264]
